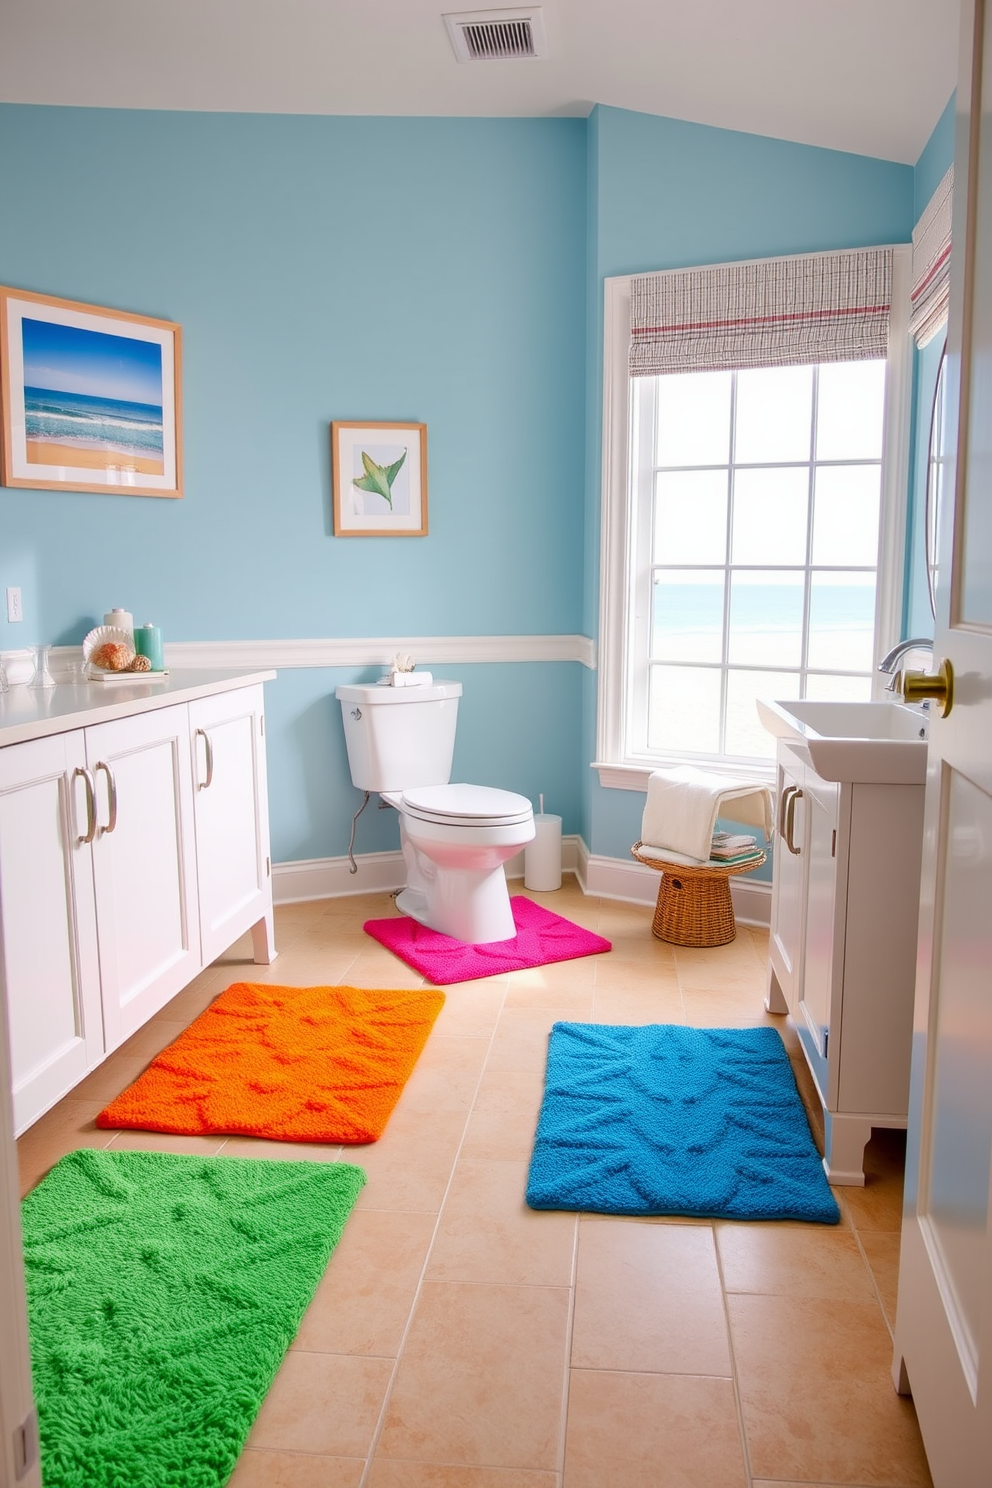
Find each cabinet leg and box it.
[251,908,276,965]
[765,964,789,1015]
[823,1111,872,1185]
[892,1351,912,1397]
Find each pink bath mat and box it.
[363,896,612,985]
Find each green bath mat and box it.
[21,1148,365,1488]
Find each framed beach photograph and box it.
[0,286,182,498]
[332,420,428,536]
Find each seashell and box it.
[82,624,135,667]
[128,654,152,672]
[90,641,133,671]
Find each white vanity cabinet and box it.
[188,685,273,968]
[767,738,926,1184]
[0,671,276,1135]
[0,730,103,1133]
[86,702,202,1049]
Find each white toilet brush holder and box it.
[525,795,562,891]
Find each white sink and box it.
[757,698,929,783]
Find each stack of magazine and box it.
[710,830,764,866]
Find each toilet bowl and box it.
[336,680,535,944]
[383,784,535,943]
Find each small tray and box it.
[87,668,169,683]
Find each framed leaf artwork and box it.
[331,421,428,536]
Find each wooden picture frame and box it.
[332,420,428,536]
[0,285,182,498]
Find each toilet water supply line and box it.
[346,653,421,874]
[347,791,371,875]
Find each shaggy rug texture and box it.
[21,1149,365,1488]
[97,982,444,1143]
[362,896,612,985]
[526,1022,840,1223]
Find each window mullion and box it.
[801,366,818,697]
[720,373,737,756]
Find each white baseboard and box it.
[272,849,407,902]
[575,837,771,928]
[273,834,771,928]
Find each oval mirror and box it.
[925,340,948,621]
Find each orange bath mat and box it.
[97,983,445,1144]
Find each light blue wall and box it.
[581,106,916,867]
[0,107,586,645]
[915,93,956,216]
[0,99,956,874]
[0,105,588,860]
[267,661,584,864]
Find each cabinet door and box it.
[799,777,841,1079]
[769,750,807,1012]
[188,685,272,967]
[0,732,103,1133]
[85,704,200,1049]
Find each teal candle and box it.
[134,623,164,671]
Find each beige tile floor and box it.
[17,879,932,1488]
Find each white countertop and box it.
[0,668,277,748]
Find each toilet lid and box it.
[400,783,534,827]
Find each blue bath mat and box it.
[526,1023,839,1223]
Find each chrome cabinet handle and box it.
[95,760,118,834]
[784,787,804,856]
[195,728,214,790]
[74,766,97,845]
[777,784,796,840]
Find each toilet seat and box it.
[398,783,533,829]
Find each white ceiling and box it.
[0,0,960,164]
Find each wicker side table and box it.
[631,840,767,947]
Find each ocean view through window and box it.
[628,359,887,763]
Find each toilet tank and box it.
[336,681,462,792]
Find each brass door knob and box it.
[894,656,954,717]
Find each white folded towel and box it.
[640,766,773,864]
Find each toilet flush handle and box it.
[351,708,362,720]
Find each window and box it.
[596,248,912,786]
[631,359,886,762]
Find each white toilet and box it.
[336,680,535,944]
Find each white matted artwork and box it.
[331,420,428,536]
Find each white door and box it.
[0,731,103,1134]
[86,703,200,1048]
[892,3,992,1477]
[188,684,273,967]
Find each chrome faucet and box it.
[877,637,934,692]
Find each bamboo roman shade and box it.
[629,248,893,377]
[909,166,953,347]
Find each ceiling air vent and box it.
[443,8,548,62]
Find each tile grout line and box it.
[554,1212,581,1488]
[712,1226,759,1488]
[844,1192,900,1344]
[355,973,511,1488]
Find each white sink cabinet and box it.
[766,734,926,1184]
[0,670,276,1135]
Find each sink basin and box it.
[757,698,929,783]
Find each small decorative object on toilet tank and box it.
[388,653,432,687]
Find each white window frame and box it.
[594,245,913,792]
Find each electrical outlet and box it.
[6,587,22,622]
